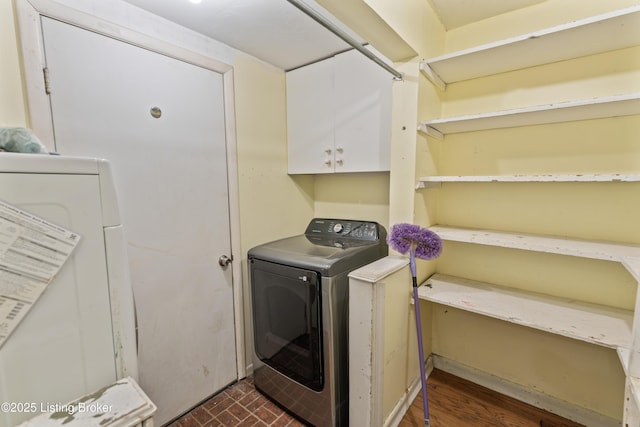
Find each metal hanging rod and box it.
[285,0,403,81]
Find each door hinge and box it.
[43,67,51,94]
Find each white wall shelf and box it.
[417,93,640,138]
[415,6,640,425]
[419,5,640,89]
[429,225,640,268]
[418,274,632,350]
[417,173,640,188]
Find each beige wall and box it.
[232,52,315,365]
[432,306,625,416]
[313,173,389,228]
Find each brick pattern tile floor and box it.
[167,377,307,427]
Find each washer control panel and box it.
[305,218,382,241]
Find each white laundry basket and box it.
[17,377,156,427]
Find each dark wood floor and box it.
[170,369,587,426]
[399,369,585,427]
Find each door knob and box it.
[218,255,233,267]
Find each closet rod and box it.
[285,0,403,81]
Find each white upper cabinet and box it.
[287,49,392,174]
[287,56,335,174]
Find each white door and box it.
[40,17,237,424]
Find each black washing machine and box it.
[248,218,388,426]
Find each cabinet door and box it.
[287,57,335,174]
[334,50,392,173]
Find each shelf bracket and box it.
[416,181,441,189]
[417,122,444,139]
[419,62,446,90]
[622,257,640,284]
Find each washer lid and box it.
[248,219,388,276]
[248,235,388,276]
[0,153,101,174]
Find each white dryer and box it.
[0,153,138,426]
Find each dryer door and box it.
[250,258,323,391]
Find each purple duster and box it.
[388,223,442,261]
[387,223,442,427]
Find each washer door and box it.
[250,259,323,391]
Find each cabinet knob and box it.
[324,160,332,166]
[336,159,343,166]
[325,148,332,154]
[336,147,343,153]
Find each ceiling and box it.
[122,0,547,70]
[122,0,359,70]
